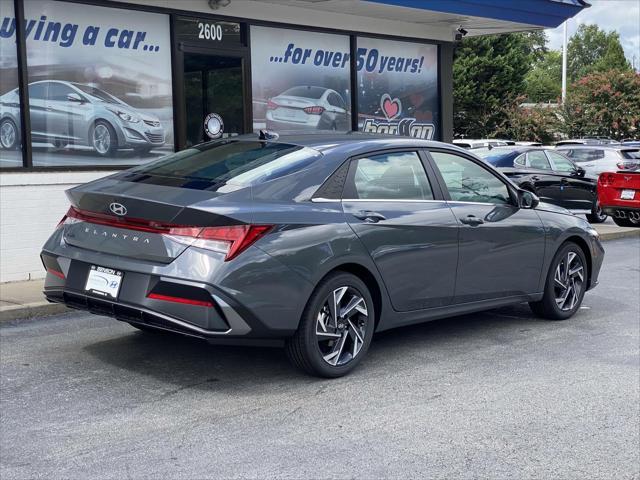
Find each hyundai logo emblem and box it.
[109,202,127,216]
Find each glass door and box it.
[181,50,247,147]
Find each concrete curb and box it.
[597,229,640,241]
[1,229,637,324]
[0,302,70,323]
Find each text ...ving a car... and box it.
[478,146,607,223]
[0,80,164,157]
[41,133,604,377]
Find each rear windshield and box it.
[282,86,325,99]
[129,140,321,187]
[622,149,640,159]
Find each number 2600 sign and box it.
[198,22,223,41]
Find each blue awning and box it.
[366,0,589,29]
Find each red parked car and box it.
[598,170,640,227]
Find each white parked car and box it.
[452,138,512,149]
[555,145,640,176]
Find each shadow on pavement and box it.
[83,302,548,389]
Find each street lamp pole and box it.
[562,20,568,104]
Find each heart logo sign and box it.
[380,94,402,120]
[362,93,435,140]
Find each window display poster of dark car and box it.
[251,26,352,133]
[357,37,438,141]
[0,0,174,167]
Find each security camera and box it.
[454,26,468,42]
[209,0,231,9]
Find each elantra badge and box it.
[109,202,127,216]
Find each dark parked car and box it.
[0,80,165,156]
[41,134,604,377]
[478,147,606,223]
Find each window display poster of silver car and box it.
[0,0,174,167]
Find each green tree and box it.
[454,32,540,138]
[525,50,562,103]
[496,95,559,144]
[559,70,640,139]
[567,24,631,82]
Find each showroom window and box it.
[23,0,174,167]
[357,37,439,141]
[250,26,352,133]
[0,0,22,168]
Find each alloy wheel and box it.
[93,124,111,154]
[0,121,16,149]
[315,286,369,366]
[553,251,584,311]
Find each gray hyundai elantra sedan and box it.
[41,133,604,377]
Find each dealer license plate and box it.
[84,265,123,299]
[621,189,636,200]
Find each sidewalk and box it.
[1,224,638,323]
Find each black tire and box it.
[90,120,117,157]
[586,200,607,223]
[285,272,375,378]
[0,118,19,150]
[529,242,588,320]
[612,216,637,228]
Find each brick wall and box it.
[0,171,114,283]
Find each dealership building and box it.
[0,0,586,282]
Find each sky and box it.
[545,0,640,70]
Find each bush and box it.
[559,70,640,140]
[496,96,559,144]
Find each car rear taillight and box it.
[186,225,273,261]
[303,106,325,115]
[146,293,214,308]
[617,161,640,171]
[267,99,279,110]
[58,207,272,261]
[599,173,616,185]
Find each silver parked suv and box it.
[0,80,165,157]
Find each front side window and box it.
[430,151,511,204]
[47,83,76,101]
[526,151,551,170]
[547,152,576,172]
[563,149,604,162]
[349,151,433,200]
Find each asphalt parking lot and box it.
[1,237,639,479]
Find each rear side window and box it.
[622,150,640,159]
[430,151,511,205]
[563,149,604,162]
[347,151,433,200]
[128,140,321,187]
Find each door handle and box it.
[531,175,540,181]
[353,210,386,223]
[459,214,484,226]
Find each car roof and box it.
[556,144,637,151]
[235,132,469,156]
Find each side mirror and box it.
[518,189,539,209]
[67,93,84,103]
[574,166,586,177]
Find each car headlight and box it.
[109,109,140,123]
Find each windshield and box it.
[72,84,125,105]
[129,140,322,188]
[281,86,326,99]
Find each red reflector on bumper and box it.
[147,292,214,308]
[47,268,65,279]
